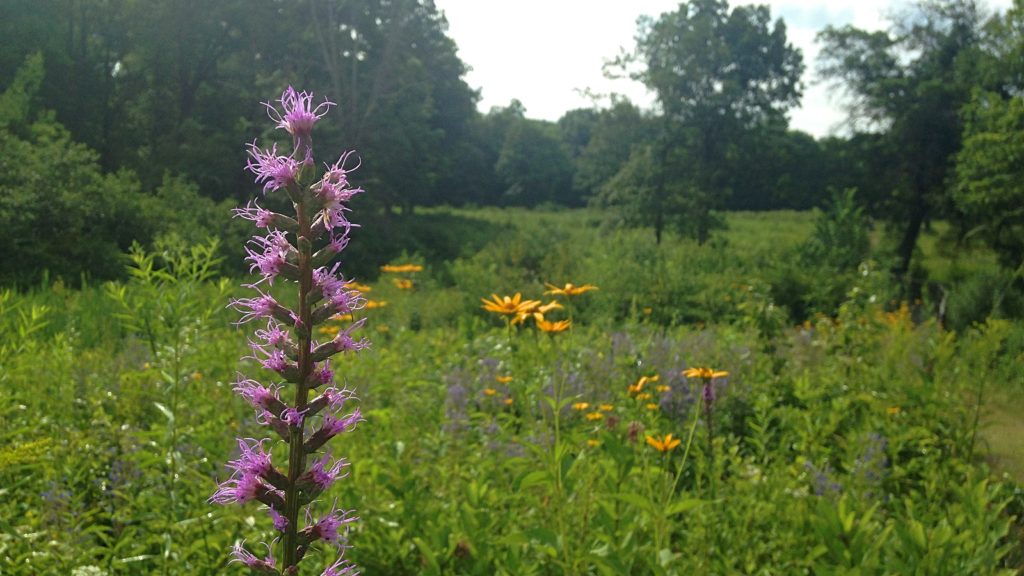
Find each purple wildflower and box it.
[268,507,288,533]
[209,472,264,505]
[245,231,293,284]
[322,557,360,576]
[305,503,358,548]
[266,87,333,159]
[231,541,277,573]
[246,141,301,194]
[233,200,277,229]
[304,453,350,491]
[227,438,274,477]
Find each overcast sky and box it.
[433,0,1012,138]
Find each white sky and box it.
[433,0,1012,138]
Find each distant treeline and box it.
[1,0,1022,287]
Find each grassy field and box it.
[1,208,1021,575]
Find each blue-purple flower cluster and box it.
[213,87,368,575]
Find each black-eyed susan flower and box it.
[628,374,659,395]
[536,317,571,333]
[682,367,729,380]
[646,433,681,453]
[544,282,598,297]
[481,293,539,316]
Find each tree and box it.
[623,0,803,243]
[953,1,1024,271]
[818,0,985,291]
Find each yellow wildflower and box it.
[682,367,729,379]
[646,433,681,453]
[544,282,598,297]
[481,293,540,316]
[628,374,659,395]
[380,264,423,273]
[536,317,572,333]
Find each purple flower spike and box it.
[221,87,366,574]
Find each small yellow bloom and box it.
[655,385,671,393]
[380,264,423,273]
[646,403,659,411]
[586,411,604,421]
[587,439,601,448]
[646,433,681,453]
[572,402,590,411]
[682,367,729,380]
[496,375,513,384]
[481,293,540,316]
[393,278,414,290]
[887,406,901,415]
[536,317,572,333]
[545,282,598,297]
[365,299,388,309]
[599,404,614,412]
[635,392,652,401]
[483,388,497,396]
[344,281,372,293]
[628,374,659,395]
[537,301,564,314]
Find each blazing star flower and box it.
[230,541,278,573]
[246,141,301,194]
[304,503,359,548]
[221,87,367,575]
[322,557,360,576]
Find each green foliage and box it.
[0,209,1021,574]
[955,91,1024,270]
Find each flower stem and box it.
[283,196,314,570]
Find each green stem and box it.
[283,196,314,571]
